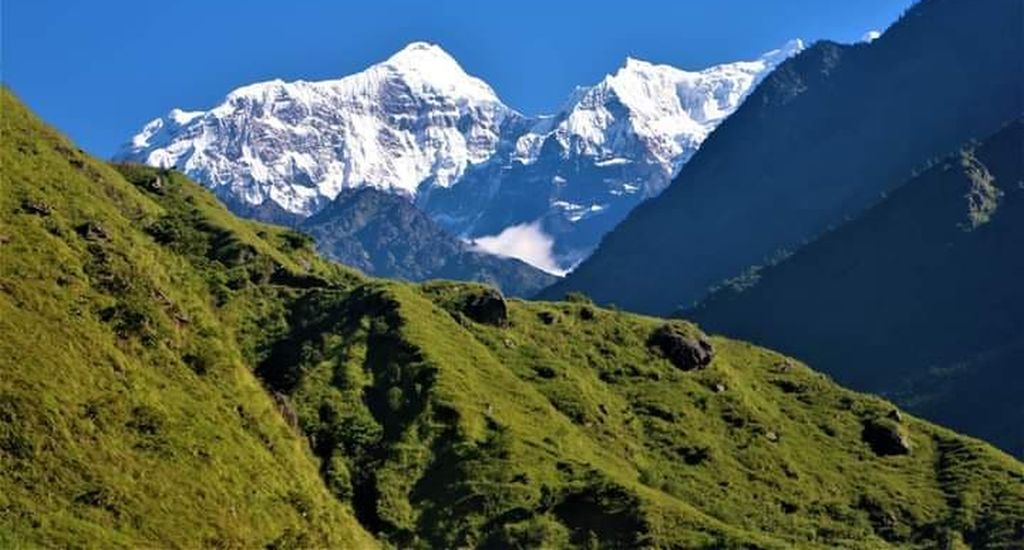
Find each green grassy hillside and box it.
[2,89,1023,548]
[0,89,373,548]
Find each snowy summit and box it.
[121,42,514,214]
[118,39,804,270]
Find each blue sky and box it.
[3,0,914,156]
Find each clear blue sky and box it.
[3,0,914,156]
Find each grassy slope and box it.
[0,89,374,548]
[2,89,1022,548]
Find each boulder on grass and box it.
[462,288,508,327]
[21,199,52,216]
[538,311,559,325]
[648,323,715,371]
[76,221,110,241]
[861,417,912,456]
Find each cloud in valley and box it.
[471,221,566,276]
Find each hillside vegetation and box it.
[0,89,372,548]
[2,89,1023,548]
[691,119,1024,457]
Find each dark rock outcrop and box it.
[462,288,508,327]
[861,418,912,456]
[648,323,714,371]
[21,199,52,216]
[538,311,559,325]
[76,221,110,241]
[145,175,165,194]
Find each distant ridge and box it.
[545,0,1023,312]
[691,119,1024,456]
[301,187,557,297]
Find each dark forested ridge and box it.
[691,120,1024,456]
[544,0,1024,314]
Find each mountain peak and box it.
[609,38,804,84]
[538,39,806,177]
[759,38,805,64]
[385,41,458,67]
[380,41,500,103]
[121,38,798,226]
[621,56,653,71]
[610,57,678,84]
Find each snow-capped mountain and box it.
[121,42,519,214]
[421,39,805,270]
[514,39,805,188]
[118,39,803,273]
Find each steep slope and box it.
[546,0,1024,312]
[265,281,1024,548]
[117,41,800,272]
[6,90,1024,548]
[690,119,1024,456]
[0,89,373,548]
[301,187,557,297]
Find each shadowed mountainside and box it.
[544,0,1023,314]
[691,120,1024,457]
